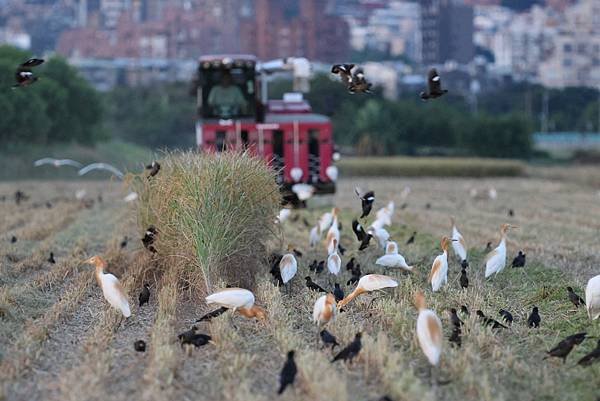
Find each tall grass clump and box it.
[134,151,280,290]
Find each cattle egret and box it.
[428,237,452,292]
[325,208,340,254]
[279,249,298,292]
[450,217,467,262]
[484,224,518,278]
[414,291,443,366]
[277,208,292,223]
[585,274,600,320]
[85,255,131,319]
[34,158,83,168]
[313,293,337,326]
[327,238,341,276]
[309,223,321,248]
[318,209,334,233]
[375,241,413,271]
[338,274,398,308]
[368,226,390,249]
[78,163,124,179]
[205,288,266,320]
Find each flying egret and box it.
[85,256,131,320]
[484,224,518,278]
[428,237,453,292]
[450,216,467,263]
[375,241,413,271]
[337,274,397,309]
[585,274,600,320]
[205,288,266,320]
[78,163,124,179]
[34,158,82,168]
[327,238,341,276]
[414,291,443,366]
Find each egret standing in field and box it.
[85,256,131,323]
[450,217,467,263]
[375,241,413,272]
[585,274,600,320]
[414,291,443,366]
[484,224,518,279]
[337,274,398,308]
[327,238,342,277]
[279,247,298,292]
[205,288,266,320]
[309,222,321,248]
[313,293,337,327]
[428,237,453,292]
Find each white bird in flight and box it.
[78,163,124,179]
[34,158,83,168]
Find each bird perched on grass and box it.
[320,329,339,350]
[376,241,413,272]
[120,236,128,249]
[141,226,158,253]
[331,63,355,86]
[485,224,518,278]
[585,274,600,320]
[476,310,507,329]
[85,255,131,320]
[196,306,228,322]
[545,332,588,363]
[414,291,443,366]
[205,288,266,320]
[355,188,375,218]
[448,308,463,329]
[428,237,453,292]
[351,219,372,251]
[313,293,337,327]
[305,276,326,293]
[511,251,526,268]
[449,326,461,348]
[338,274,398,308]
[566,286,585,309]
[577,339,600,366]
[13,58,44,88]
[406,232,416,245]
[333,283,344,303]
[327,238,342,276]
[48,252,56,264]
[332,332,362,363]
[528,306,541,328]
[420,68,448,100]
[134,340,146,352]
[279,247,298,290]
[461,305,470,316]
[325,208,341,254]
[178,326,212,348]
[450,217,467,263]
[499,309,513,325]
[459,267,468,289]
[139,283,150,307]
[278,351,297,395]
[146,161,161,179]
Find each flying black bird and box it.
[13,58,44,88]
[461,305,470,316]
[352,219,372,250]
[355,188,375,218]
[134,340,146,352]
[528,306,541,328]
[48,252,56,264]
[420,68,448,100]
[178,326,212,348]
[120,236,128,249]
[331,63,355,86]
[278,350,297,395]
[349,69,372,94]
[449,308,464,328]
[566,286,585,308]
[449,326,462,348]
[10,236,17,243]
[484,241,493,253]
[333,283,344,303]
[405,232,416,245]
[460,267,469,289]
[461,259,469,269]
[476,310,507,329]
[320,329,339,349]
[545,332,588,363]
[332,332,362,363]
[511,251,526,268]
[577,339,600,367]
[346,257,356,272]
[305,276,327,293]
[196,306,228,322]
[499,309,513,325]
[146,161,161,179]
[139,283,150,307]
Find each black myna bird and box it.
[511,251,526,268]
[577,339,600,367]
[406,232,416,245]
[331,63,355,86]
[13,58,44,88]
[448,326,462,348]
[146,161,161,179]
[178,326,212,348]
[348,69,372,94]
[499,309,513,325]
[305,276,326,293]
[352,219,372,250]
[139,283,150,307]
[278,350,297,395]
[476,310,507,329]
[48,252,56,264]
[120,236,128,249]
[545,332,588,363]
[320,329,339,350]
[134,340,146,352]
[420,68,448,100]
[449,308,463,328]
[528,306,541,328]
[332,332,362,363]
[566,286,585,308]
[355,188,375,218]
[459,267,468,289]
[333,283,344,303]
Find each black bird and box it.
[577,339,600,367]
[346,257,356,272]
[146,161,161,179]
[566,286,585,308]
[461,259,469,269]
[293,248,303,258]
[355,188,375,218]
[13,58,44,88]
[545,332,588,363]
[449,308,464,328]
[46,201,52,209]
[338,242,346,255]
[400,202,408,210]
[449,326,462,348]
[405,232,416,245]
[315,260,325,274]
[332,332,362,363]
[476,310,507,329]
[420,68,448,100]
[134,340,146,352]
[349,69,372,94]
[48,252,56,264]
[278,350,297,395]
[11,236,17,243]
[119,236,128,249]
[309,259,318,272]
[196,306,228,322]
[142,226,158,253]
[425,203,431,209]
[459,267,468,289]
[528,306,541,328]
[484,242,493,253]
[139,283,150,307]
[352,219,372,250]
[347,274,360,286]
[269,257,284,286]
[15,190,28,205]
[508,209,514,217]
[305,276,327,293]
[460,305,470,316]
[178,326,212,348]
[320,329,339,350]
[499,309,513,325]
[333,283,344,303]
[331,63,355,86]
[511,251,526,268]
